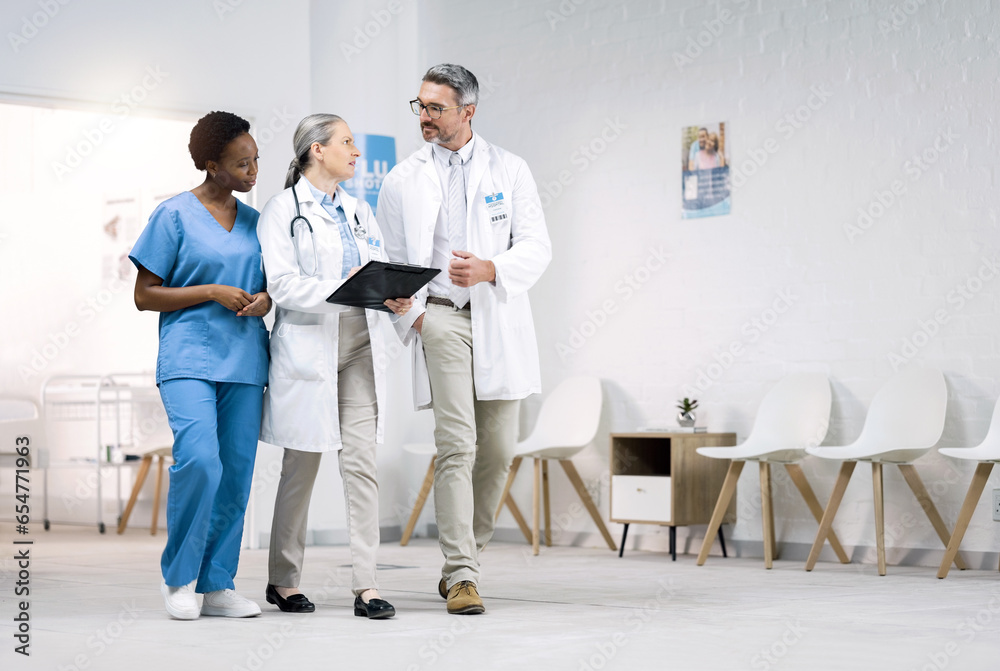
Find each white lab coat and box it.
[257,177,389,452]
[377,134,552,410]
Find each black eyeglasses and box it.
[409,99,465,120]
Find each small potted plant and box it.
[676,398,698,427]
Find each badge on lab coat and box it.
[368,237,383,261]
[485,192,509,225]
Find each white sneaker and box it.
[161,580,199,620]
[201,589,262,618]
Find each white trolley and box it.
[41,373,164,534]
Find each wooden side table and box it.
[610,432,737,560]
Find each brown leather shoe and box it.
[446,580,485,615]
[438,578,448,600]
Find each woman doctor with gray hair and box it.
[256,113,411,619]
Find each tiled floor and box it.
[2,527,1000,670]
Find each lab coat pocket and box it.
[270,323,327,381]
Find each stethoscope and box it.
[290,182,367,276]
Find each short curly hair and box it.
[188,111,251,171]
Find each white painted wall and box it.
[4,0,1000,567]
[403,0,1000,564]
[0,0,311,527]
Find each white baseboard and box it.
[258,523,1000,572]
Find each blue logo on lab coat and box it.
[343,134,396,215]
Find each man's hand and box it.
[448,250,495,288]
[413,313,425,334]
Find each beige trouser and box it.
[421,303,520,589]
[268,308,380,596]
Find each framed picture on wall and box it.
[681,122,731,219]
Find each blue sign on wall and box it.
[342,134,396,215]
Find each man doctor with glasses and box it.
[378,63,551,615]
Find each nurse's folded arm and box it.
[133,264,260,313]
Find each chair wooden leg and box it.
[897,463,967,570]
[805,461,857,571]
[542,460,552,547]
[532,458,541,556]
[150,455,165,536]
[495,457,521,521]
[495,457,533,543]
[784,463,850,563]
[760,462,775,569]
[872,462,887,576]
[401,456,436,546]
[697,460,744,565]
[116,455,152,535]
[559,460,617,551]
[938,462,993,578]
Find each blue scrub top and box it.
[129,192,269,386]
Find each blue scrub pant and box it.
[158,379,263,592]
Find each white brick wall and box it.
[406,0,1000,560]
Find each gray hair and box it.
[284,113,345,188]
[422,64,479,107]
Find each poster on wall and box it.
[342,134,396,215]
[681,122,731,219]
[101,195,143,281]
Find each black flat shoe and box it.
[354,594,395,619]
[266,584,315,613]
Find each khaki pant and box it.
[268,308,379,596]
[421,303,519,588]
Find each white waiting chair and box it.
[936,395,1000,578]
[695,373,848,568]
[495,376,617,556]
[804,367,965,576]
[399,441,438,546]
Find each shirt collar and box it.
[431,132,476,168]
[303,177,341,210]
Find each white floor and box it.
[3,527,1000,671]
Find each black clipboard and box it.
[326,261,440,312]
